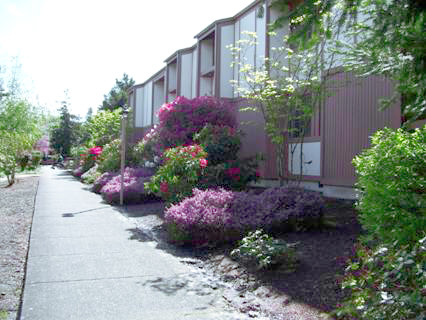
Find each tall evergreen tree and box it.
[50,99,80,157]
[99,73,135,111]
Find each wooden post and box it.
[119,108,128,206]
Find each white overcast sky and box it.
[0,0,253,117]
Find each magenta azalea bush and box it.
[100,167,155,204]
[72,166,84,178]
[141,96,237,158]
[165,187,324,245]
[92,171,118,193]
[146,144,208,205]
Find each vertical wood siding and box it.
[321,71,401,186]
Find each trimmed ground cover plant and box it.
[100,167,154,204]
[164,187,324,246]
[92,171,118,194]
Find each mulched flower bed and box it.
[129,196,362,319]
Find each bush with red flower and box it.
[198,156,261,191]
[145,144,208,205]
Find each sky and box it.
[0,0,254,118]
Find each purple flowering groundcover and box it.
[98,167,155,204]
[165,187,324,246]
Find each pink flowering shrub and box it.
[88,146,103,158]
[77,146,103,174]
[72,166,84,178]
[100,167,155,204]
[141,96,237,157]
[165,187,324,245]
[92,171,118,193]
[146,144,208,205]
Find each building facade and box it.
[128,0,401,199]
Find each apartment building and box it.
[128,0,400,199]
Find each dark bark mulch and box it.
[193,198,363,319]
[259,198,362,312]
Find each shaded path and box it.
[20,167,249,320]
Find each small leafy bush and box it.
[18,154,30,171]
[31,150,43,167]
[231,230,298,271]
[146,144,208,205]
[97,139,121,173]
[335,237,426,320]
[81,164,101,184]
[100,167,154,204]
[92,171,118,194]
[353,127,426,246]
[77,146,101,174]
[193,124,241,165]
[164,187,324,245]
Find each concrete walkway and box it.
[20,167,246,320]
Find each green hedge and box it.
[353,126,425,246]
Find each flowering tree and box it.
[229,8,341,185]
[34,135,50,156]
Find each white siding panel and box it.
[143,82,153,127]
[168,63,177,92]
[240,11,256,66]
[180,52,193,97]
[288,142,321,176]
[135,87,144,128]
[255,3,266,68]
[200,77,213,96]
[233,20,240,96]
[239,11,256,92]
[220,24,235,98]
[191,48,198,98]
[200,38,214,74]
[268,6,289,79]
[153,79,165,125]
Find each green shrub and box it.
[335,237,426,320]
[193,124,242,166]
[18,154,30,171]
[31,150,43,167]
[85,109,121,147]
[231,229,298,271]
[146,144,208,205]
[97,139,121,173]
[81,164,101,184]
[335,126,426,319]
[352,127,426,246]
